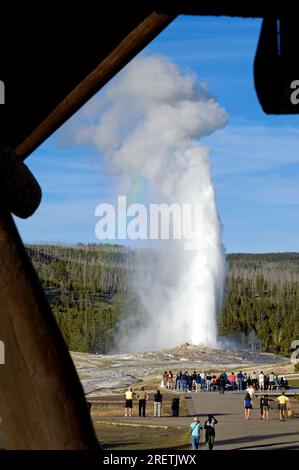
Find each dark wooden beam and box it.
[0,145,41,218]
[0,204,100,449]
[16,11,176,160]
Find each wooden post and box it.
[0,207,99,449]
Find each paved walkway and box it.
[188,391,299,449]
[97,391,299,450]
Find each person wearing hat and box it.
[276,391,289,421]
[136,386,149,417]
[190,417,202,450]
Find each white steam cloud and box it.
[76,55,227,351]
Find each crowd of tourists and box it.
[124,372,292,452]
[161,370,289,393]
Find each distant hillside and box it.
[222,252,299,354]
[27,243,135,353]
[26,245,299,355]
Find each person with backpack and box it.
[190,417,202,450]
[261,394,274,420]
[204,415,218,450]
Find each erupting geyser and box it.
[77,55,227,351]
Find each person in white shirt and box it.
[269,372,275,391]
[258,371,265,391]
[246,384,255,402]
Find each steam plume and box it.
[77,55,227,351]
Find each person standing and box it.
[229,372,236,391]
[242,373,248,390]
[162,371,168,388]
[276,391,289,421]
[176,371,182,391]
[200,371,206,391]
[211,375,217,391]
[125,386,134,417]
[181,372,188,392]
[188,372,193,392]
[190,417,202,450]
[206,372,212,392]
[258,371,265,391]
[218,375,225,394]
[195,374,201,393]
[269,372,275,391]
[262,394,273,420]
[246,384,255,403]
[251,371,258,389]
[167,371,174,390]
[204,415,218,450]
[154,390,163,417]
[259,394,265,419]
[237,371,243,391]
[136,386,149,417]
[191,372,197,392]
[244,392,252,419]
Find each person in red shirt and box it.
[229,372,236,391]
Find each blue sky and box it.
[16,16,299,252]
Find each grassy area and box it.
[289,379,299,388]
[90,392,182,418]
[91,390,191,450]
[94,422,189,450]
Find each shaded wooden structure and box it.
[0,1,296,449]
